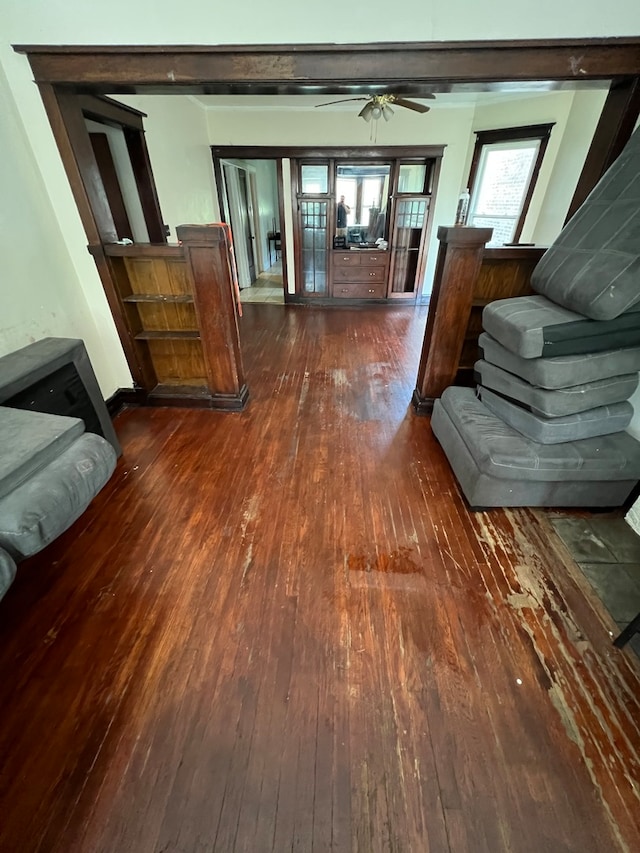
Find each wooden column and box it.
[177,224,249,411]
[412,226,492,414]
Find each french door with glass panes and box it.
[388,196,431,298]
[296,162,330,297]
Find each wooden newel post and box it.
[412,225,492,414]
[177,224,249,411]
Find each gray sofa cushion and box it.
[482,294,640,359]
[0,407,85,499]
[431,389,637,508]
[479,332,640,390]
[476,359,639,418]
[436,386,640,482]
[478,386,633,444]
[531,126,640,321]
[0,433,116,560]
[0,546,17,601]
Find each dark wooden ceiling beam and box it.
[14,39,640,90]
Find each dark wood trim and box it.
[566,77,640,221]
[276,159,290,303]
[482,245,548,260]
[413,226,493,413]
[177,224,248,410]
[212,157,227,223]
[78,94,146,129]
[91,243,182,257]
[286,294,390,306]
[37,84,111,245]
[212,145,447,160]
[149,383,250,411]
[123,127,168,243]
[105,386,148,415]
[466,123,553,243]
[14,40,640,92]
[105,384,251,413]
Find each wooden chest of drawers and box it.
[331,251,389,299]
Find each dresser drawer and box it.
[332,253,361,266]
[333,266,386,282]
[333,281,386,299]
[358,253,388,267]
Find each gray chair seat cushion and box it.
[476,359,639,418]
[0,407,85,499]
[531,126,640,321]
[436,386,640,482]
[478,386,633,445]
[482,294,640,359]
[0,546,17,602]
[479,332,640,389]
[0,433,116,560]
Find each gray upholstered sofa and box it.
[432,126,640,509]
[0,339,119,601]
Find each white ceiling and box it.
[191,85,610,112]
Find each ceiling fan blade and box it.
[393,97,431,114]
[315,97,369,108]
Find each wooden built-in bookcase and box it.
[90,224,248,410]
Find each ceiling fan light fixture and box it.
[359,102,374,122]
[370,104,383,120]
[382,104,394,122]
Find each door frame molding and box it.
[13,39,640,381]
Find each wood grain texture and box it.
[17,41,640,90]
[0,305,638,853]
[414,226,492,410]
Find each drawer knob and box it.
[369,272,376,277]
[341,288,349,293]
[368,289,375,293]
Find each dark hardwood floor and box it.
[1,303,639,852]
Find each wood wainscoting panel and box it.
[146,338,208,387]
[123,255,194,298]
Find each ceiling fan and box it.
[315,93,435,123]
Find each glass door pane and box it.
[389,197,429,294]
[300,200,328,294]
[301,164,329,194]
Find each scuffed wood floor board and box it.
[0,304,638,852]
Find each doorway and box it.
[214,155,286,304]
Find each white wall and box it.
[1,0,640,394]
[116,95,219,242]
[0,61,131,392]
[251,159,279,272]
[467,89,608,245]
[532,88,609,243]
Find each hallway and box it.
[0,304,638,852]
[240,259,284,304]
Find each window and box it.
[466,124,553,246]
[300,164,329,194]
